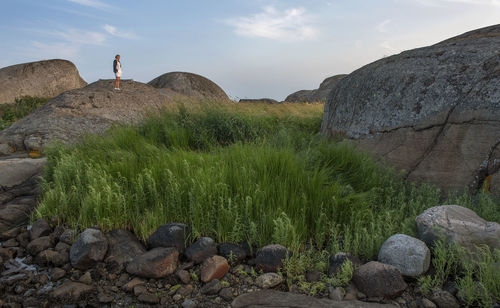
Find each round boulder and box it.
[70,228,108,270]
[255,244,290,273]
[352,261,407,298]
[378,234,430,277]
[415,205,500,252]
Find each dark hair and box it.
[115,54,120,59]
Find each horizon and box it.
[1,1,499,101]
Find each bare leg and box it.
[115,77,121,89]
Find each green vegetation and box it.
[0,96,48,130]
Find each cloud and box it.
[376,19,391,33]
[28,41,79,59]
[67,0,110,9]
[412,0,500,6]
[226,6,319,41]
[103,24,137,39]
[50,29,107,45]
[380,41,400,53]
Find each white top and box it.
[116,61,122,74]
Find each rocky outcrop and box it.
[321,25,500,194]
[148,72,229,101]
[0,79,167,152]
[0,59,87,105]
[239,98,279,104]
[285,74,347,103]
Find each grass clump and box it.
[0,96,48,130]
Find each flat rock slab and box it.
[0,196,37,232]
[52,281,95,302]
[0,157,46,188]
[232,290,398,308]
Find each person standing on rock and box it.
[113,54,122,90]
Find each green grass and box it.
[35,101,500,264]
[0,96,48,130]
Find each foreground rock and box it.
[232,290,398,308]
[415,205,500,251]
[146,222,189,252]
[70,228,108,270]
[321,25,500,194]
[0,59,87,105]
[185,237,217,264]
[148,72,230,101]
[200,255,229,282]
[105,229,146,273]
[0,79,167,152]
[52,281,95,302]
[378,234,430,277]
[352,261,407,298]
[255,244,289,272]
[126,247,178,278]
[285,74,347,103]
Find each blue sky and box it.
[0,0,499,100]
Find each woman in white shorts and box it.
[113,54,122,90]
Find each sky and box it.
[0,1,499,101]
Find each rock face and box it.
[415,205,500,251]
[148,72,229,101]
[0,79,167,152]
[378,234,430,277]
[285,75,347,103]
[0,59,87,105]
[321,25,500,194]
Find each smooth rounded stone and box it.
[138,293,159,304]
[430,290,460,308]
[27,236,54,255]
[29,219,51,241]
[79,271,92,284]
[219,287,234,301]
[97,292,114,303]
[328,286,344,301]
[69,228,108,270]
[416,205,500,252]
[255,244,290,273]
[421,298,437,308]
[55,242,70,252]
[146,223,190,252]
[173,294,183,302]
[133,285,148,296]
[2,238,18,247]
[121,277,145,292]
[200,278,222,295]
[126,247,178,279]
[329,252,362,275]
[176,285,194,297]
[176,269,191,284]
[105,229,146,273]
[50,267,66,281]
[201,255,230,283]
[59,230,76,245]
[182,299,198,308]
[232,290,398,308]
[16,231,30,248]
[35,249,68,266]
[352,261,407,299]
[51,282,95,302]
[218,242,247,262]
[255,272,283,289]
[185,237,217,264]
[378,234,430,277]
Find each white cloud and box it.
[412,0,500,6]
[380,41,400,53]
[103,24,137,39]
[51,29,107,45]
[376,19,392,33]
[28,41,79,59]
[226,6,319,42]
[67,0,110,9]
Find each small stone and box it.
[27,236,54,255]
[79,271,92,284]
[126,247,179,279]
[51,282,95,301]
[59,229,76,245]
[255,273,283,289]
[0,227,21,241]
[219,287,233,301]
[176,285,194,297]
[138,293,159,304]
[305,270,321,282]
[30,219,51,241]
[430,289,460,308]
[69,228,108,270]
[328,286,344,301]
[55,242,70,252]
[218,243,247,263]
[182,299,197,308]
[98,292,114,303]
[134,285,148,296]
[176,269,191,284]
[201,255,230,283]
[173,294,183,302]
[122,277,145,292]
[51,267,66,281]
[185,237,217,264]
[36,249,68,266]
[200,278,222,295]
[328,252,362,275]
[14,284,25,294]
[255,244,290,272]
[16,232,30,248]
[2,238,19,247]
[421,298,437,308]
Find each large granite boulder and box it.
[415,205,500,252]
[321,25,500,194]
[285,74,347,103]
[0,79,167,152]
[0,59,87,105]
[148,72,229,102]
[378,234,430,277]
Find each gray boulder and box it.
[285,74,347,103]
[0,79,167,152]
[146,223,190,252]
[126,247,178,278]
[415,205,500,251]
[184,237,217,264]
[352,261,407,298]
[70,228,108,270]
[255,244,290,273]
[321,25,500,194]
[148,72,229,101]
[105,229,146,273]
[378,234,430,277]
[0,59,87,105]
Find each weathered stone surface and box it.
[185,237,217,264]
[255,244,290,273]
[430,289,461,308]
[285,75,347,103]
[416,205,500,251]
[255,272,283,289]
[138,293,159,304]
[328,252,363,275]
[0,79,168,152]
[51,281,95,302]
[126,247,178,278]
[218,243,247,262]
[200,279,222,295]
[70,228,108,270]
[200,255,229,283]
[27,236,54,255]
[50,267,66,281]
[105,229,146,273]
[232,290,398,307]
[59,229,76,245]
[239,98,279,104]
[0,59,87,105]
[121,277,145,292]
[176,269,191,284]
[146,223,189,252]
[378,234,430,277]
[35,249,68,266]
[352,261,407,298]
[0,157,46,189]
[29,218,51,241]
[321,25,500,194]
[149,72,229,101]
